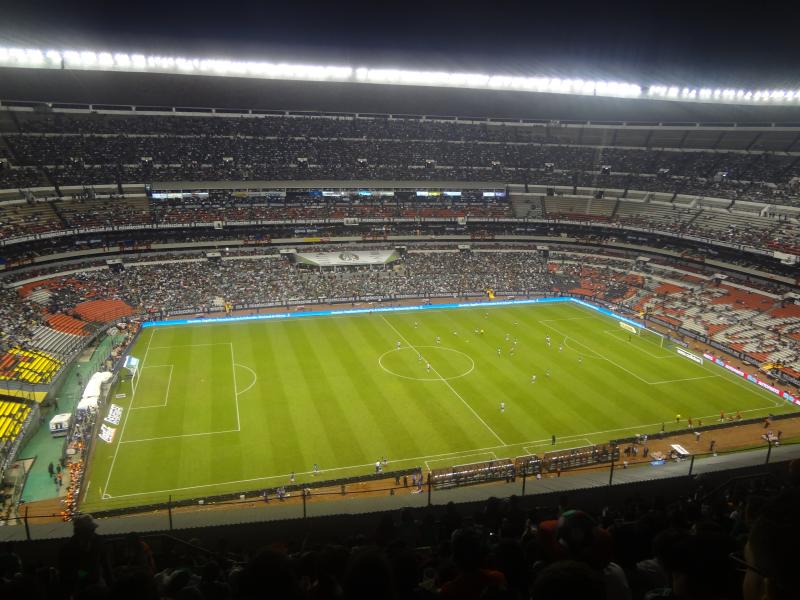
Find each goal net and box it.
[123,355,141,394]
[618,320,674,350]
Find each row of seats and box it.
[0,400,30,441]
[0,348,62,384]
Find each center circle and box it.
[378,345,475,381]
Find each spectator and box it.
[57,514,113,595]
[740,488,800,600]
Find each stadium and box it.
[1,9,800,599]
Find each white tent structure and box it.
[76,372,113,412]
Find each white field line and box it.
[697,360,782,408]
[230,343,241,431]
[602,330,677,359]
[380,315,506,446]
[566,301,783,406]
[425,451,498,472]
[165,364,173,407]
[148,343,231,349]
[121,429,240,444]
[102,403,780,500]
[235,364,258,396]
[103,327,156,496]
[650,375,718,385]
[539,317,599,323]
[100,304,786,500]
[540,321,653,384]
[130,364,173,409]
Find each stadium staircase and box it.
[48,200,69,228]
[679,207,701,228]
[510,195,542,218]
[0,134,19,163]
[609,198,621,219]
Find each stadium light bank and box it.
[1,47,799,106]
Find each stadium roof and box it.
[3,66,800,124]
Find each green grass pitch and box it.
[81,301,795,511]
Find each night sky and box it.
[1,0,799,89]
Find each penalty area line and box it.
[100,405,782,501]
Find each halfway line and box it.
[380,315,506,446]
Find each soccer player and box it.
[578,355,583,364]
[313,463,319,476]
[396,341,401,350]
[558,345,563,352]
[435,336,441,345]
[546,369,551,378]
[500,401,505,413]
[426,362,431,372]
[531,374,537,383]
[290,471,295,483]
[418,353,422,362]
[413,321,419,328]
[505,333,510,342]
[545,335,551,345]
[497,347,501,356]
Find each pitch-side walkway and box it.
[3,441,799,542]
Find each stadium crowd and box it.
[2,461,800,600]
[0,286,42,354]
[2,247,799,378]
[33,251,558,316]
[0,192,798,259]
[1,112,799,205]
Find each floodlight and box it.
[80,51,97,66]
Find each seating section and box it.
[0,348,62,384]
[30,325,85,355]
[542,253,800,378]
[45,313,90,336]
[0,201,60,239]
[56,196,152,228]
[73,299,135,322]
[0,400,31,442]
[0,111,798,211]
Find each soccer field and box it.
[81,300,794,512]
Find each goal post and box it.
[618,320,674,350]
[123,355,141,393]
